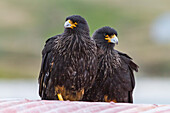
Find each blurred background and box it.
[0,0,170,104]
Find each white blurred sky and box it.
[150,12,170,44]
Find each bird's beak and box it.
[64,20,77,29]
[105,34,118,44]
[111,35,118,45]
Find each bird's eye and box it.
[71,20,78,25]
[105,34,109,38]
[74,22,78,25]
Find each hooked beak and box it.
[105,34,118,44]
[110,35,118,45]
[64,20,77,29]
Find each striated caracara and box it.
[83,26,139,103]
[38,15,97,101]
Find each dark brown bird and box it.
[38,15,97,101]
[82,26,139,103]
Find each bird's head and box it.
[93,26,118,48]
[64,15,89,34]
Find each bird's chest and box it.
[51,37,95,91]
[51,50,90,100]
[98,53,122,80]
[52,47,91,86]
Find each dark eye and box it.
[104,33,107,36]
[72,20,76,23]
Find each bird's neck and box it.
[56,32,91,54]
[64,29,90,36]
[100,44,115,53]
[63,30,90,43]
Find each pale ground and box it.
[0,76,170,104]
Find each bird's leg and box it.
[55,86,64,101]
[104,95,117,103]
[57,93,64,101]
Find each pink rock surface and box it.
[0,99,170,113]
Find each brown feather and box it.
[38,15,97,100]
[83,26,139,103]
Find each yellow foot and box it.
[57,93,64,101]
[112,99,117,103]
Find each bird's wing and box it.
[116,50,139,72]
[38,35,60,98]
[117,50,139,103]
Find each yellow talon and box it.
[57,93,64,101]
